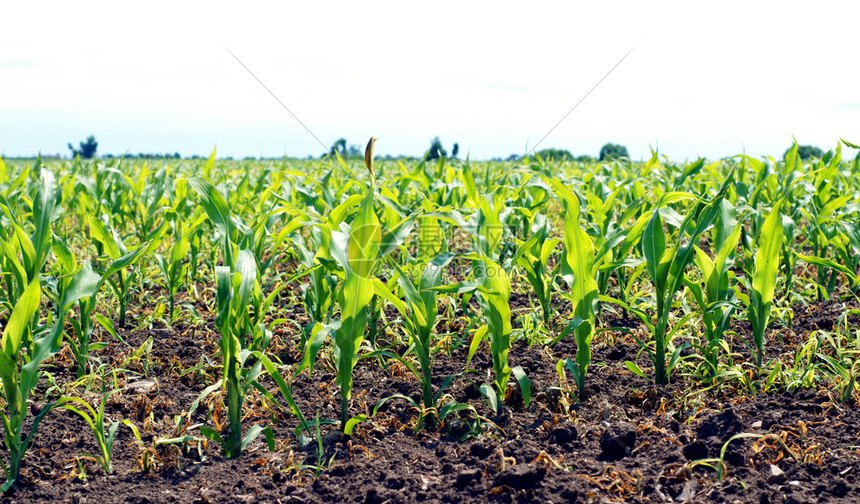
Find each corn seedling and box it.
[154,211,200,322]
[475,258,513,413]
[510,213,559,325]
[88,214,166,328]
[189,178,274,455]
[56,391,121,474]
[739,201,784,367]
[619,173,731,384]
[333,137,381,430]
[684,201,743,377]
[0,281,54,491]
[550,180,599,401]
[374,252,456,422]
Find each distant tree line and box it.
[69,136,831,165]
[785,145,823,161]
[68,135,98,159]
[494,143,630,163]
[326,137,461,162]
[102,152,183,160]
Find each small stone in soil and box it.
[676,479,698,502]
[550,423,578,444]
[469,441,494,458]
[127,379,158,394]
[599,422,637,460]
[455,469,482,489]
[682,441,709,460]
[766,464,786,485]
[493,463,546,489]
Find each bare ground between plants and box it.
[2,298,859,504]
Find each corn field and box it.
[1,140,859,503]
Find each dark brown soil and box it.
[2,296,859,504]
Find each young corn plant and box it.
[154,211,198,322]
[188,178,272,456]
[51,234,153,378]
[550,181,599,401]
[373,252,456,424]
[0,281,47,491]
[437,190,532,415]
[684,202,743,377]
[332,137,381,431]
[467,196,517,415]
[56,391,121,474]
[290,228,339,376]
[619,177,731,385]
[88,214,165,328]
[510,213,560,325]
[0,168,57,314]
[738,201,784,367]
[0,266,100,491]
[473,253,513,415]
[200,249,271,457]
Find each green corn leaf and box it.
[241,425,273,453]
[379,214,416,258]
[235,250,257,313]
[752,201,784,305]
[188,177,234,267]
[693,246,716,289]
[337,274,374,386]
[625,361,648,378]
[417,214,444,263]
[478,384,499,415]
[328,194,363,227]
[31,168,57,274]
[13,223,37,279]
[348,191,381,278]
[203,146,216,179]
[52,234,76,273]
[461,162,479,205]
[642,209,667,292]
[841,138,860,149]
[87,216,121,260]
[478,197,503,254]
[511,366,531,408]
[344,415,367,435]
[796,253,857,287]
[199,426,224,445]
[466,325,487,369]
[713,223,742,274]
[372,278,409,319]
[2,280,41,357]
[59,263,101,312]
[784,140,798,174]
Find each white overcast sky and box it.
[2,0,858,160]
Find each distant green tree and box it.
[426,137,447,160]
[329,138,347,158]
[599,143,628,161]
[452,143,459,159]
[68,135,98,159]
[536,148,574,161]
[347,144,362,158]
[785,144,823,161]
